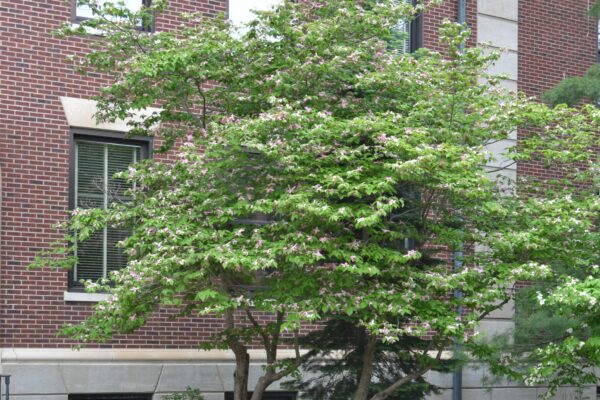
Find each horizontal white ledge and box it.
[60,96,161,132]
[64,291,110,302]
[0,348,309,363]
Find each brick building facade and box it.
[0,0,597,399]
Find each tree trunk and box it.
[225,307,250,400]
[250,375,270,400]
[353,333,378,400]
[232,345,250,400]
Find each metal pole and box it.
[0,375,10,400]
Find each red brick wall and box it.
[423,0,477,51]
[0,0,229,348]
[519,0,597,98]
[518,0,598,182]
[0,0,471,348]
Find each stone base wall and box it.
[0,348,296,400]
[426,368,595,400]
[1,348,595,400]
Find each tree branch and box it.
[368,348,443,400]
[244,307,271,358]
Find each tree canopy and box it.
[35,1,600,399]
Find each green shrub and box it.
[163,388,205,400]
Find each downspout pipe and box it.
[453,3,467,400]
[452,244,463,400]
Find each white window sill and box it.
[71,22,157,37]
[64,291,110,302]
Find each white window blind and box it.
[74,140,141,283]
[391,0,412,54]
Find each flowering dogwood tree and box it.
[36,1,599,399]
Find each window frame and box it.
[71,0,155,32]
[224,392,297,400]
[68,128,152,291]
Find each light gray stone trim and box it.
[478,0,518,22]
[62,364,163,393]
[478,15,518,51]
[474,5,521,388]
[482,48,519,80]
[486,298,515,320]
[0,348,304,363]
[60,97,160,132]
[485,138,517,170]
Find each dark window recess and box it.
[384,185,421,251]
[224,392,297,400]
[69,395,152,400]
[69,132,150,290]
[72,0,154,32]
[228,210,275,295]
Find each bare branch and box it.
[244,307,271,357]
[368,348,443,400]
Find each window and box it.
[224,392,297,400]
[596,20,599,63]
[72,0,153,31]
[70,132,150,289]
[390,0,423,53]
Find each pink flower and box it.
[341,99,348,109]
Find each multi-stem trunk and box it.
[247,310,301,400]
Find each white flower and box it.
[536,291,546,305]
